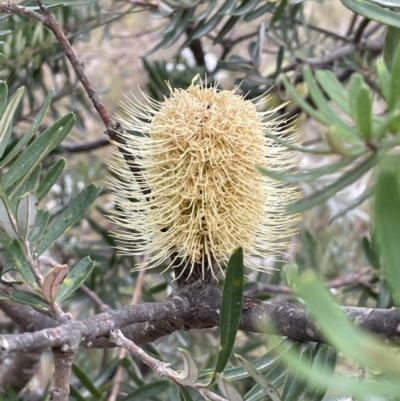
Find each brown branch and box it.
[0,351,42,393]
[52,345,77,401]
[58,137,109,153]
[186,27,206,67]
[1,283,400,360]
[0,283,57,393]
[353,17,371,44]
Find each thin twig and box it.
[109,26,159,39]
[245,268,373,296]
[109,259,146,401]
[59,137,109,153]
[80,284,110,312]
[0,1,45,23]
[35,0,111,126]
[109,330,228,401]
[353,17,370,44]
[8,0,151,199]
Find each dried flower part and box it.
[107,77,301,280]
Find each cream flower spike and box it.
[107,75,301,282]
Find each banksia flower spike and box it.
[107,75,301,282]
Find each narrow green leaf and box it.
[69,385,86,401]
[376,59,391,105]
[36,184,101,255]
[8,239,38,289]
[281,343,313,401]
[10,289,49,310]
[315,70,350,115]
[388,39,400,110]
[72,363,103,398]
[217,374,243,401]
[119,380,170,401]
[0,230,12,254]
[88,217,116,247]
[4,385,18,401]
[368,0,400,7]
[56,256,95,302]
[10,164,42,208]
[349,73,363,121]
[329,186,373,223]
[218,0,240,15]
[280,75,328,125]
[265,132,332,155]
[0,123,11,162]
[274,45,284,78]
[295,270,400,375]
[0,87,24,159]
[0,81,8,117]
[160,8,195,49]
[253,21,265,69]
[243,1,275,21]
[193,0,217,21]
[341,0,400,28]
[16,192,38,240]
[37,159,65,202]
[375,156,400,306]
[160,9,183,35]
[213,248,244,380]
[355,86,372,139]
[299,344,337,401]
[245,345,296,400]
[29,208,50,244]
[271,0,287,24]
[0,197,18,239]
[287,154,376,213]
[327,126,365,155]
[213,15,240,44]
[178,385,194,401]
[236,355,281,401]
[303,66,359,139]
[172,348,198,386]
[231,0,259,16]
[200,339,294,382]
[2,112,75,189]
[143,30,181,57]
[191,14,222,40]
[384,26,400,70]
[0,88,54,169]
[268,319,400,397]
[258,156,355,183]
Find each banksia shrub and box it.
[107,76,301,281]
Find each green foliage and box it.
[1,0,400,400]
[0,81,100,312]
[213,247,244,381]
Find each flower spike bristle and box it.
[107,76,301,281]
